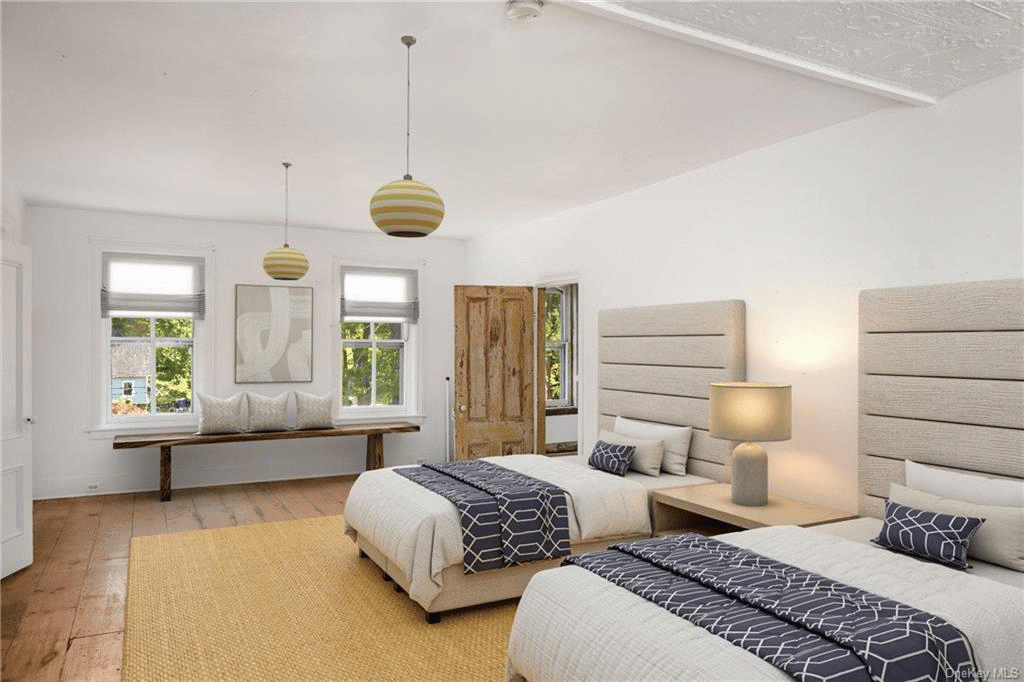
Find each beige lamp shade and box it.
[370,178,445,238]
[262,246,309,281]
[709,382,791,442]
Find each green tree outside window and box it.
[341,322,403,408]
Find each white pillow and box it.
[614,416,692,476]
[294,391,334,430]
[889,482,1024,572]
[905,460,1024,507]
[246,391,291,432]
[197,393,243,434]
[599,429,663,477]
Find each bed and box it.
[506,278,1024,681]
[343,298,746,620]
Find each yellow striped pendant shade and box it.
[370,177,445,238]
[262,245,309,280]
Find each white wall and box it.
[28,206,465,499]
[1,190,26,243]
[546,414,577,446]
[465,71,1024,513]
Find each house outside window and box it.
[97,248,209,429]
[338,266,419,418]
[109,317,193,415]
[544,284,577,410]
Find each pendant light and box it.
[370,35,445,238]
[263,161,309,280]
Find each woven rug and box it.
[124,515,517,681]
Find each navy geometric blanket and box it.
[395,460,570,574]
[565,534,977,682]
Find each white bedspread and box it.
[507,525,1024,682]
[342,455,651,609]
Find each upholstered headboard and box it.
[858,278,1024,518]
[597,300,746,481]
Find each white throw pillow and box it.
[889,482,1024,572]
[598,429,663,477]
[294,391,334,430]
[614,416,692,476]
[905,460,1023,507]
[197,393,244,434]
[246,391,291,432]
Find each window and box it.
[339,266,418,416]
[544,284,577,409]
[110,317,194,415]
[99,250,207,427]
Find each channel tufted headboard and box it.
[597,300,746,481]
[858,278,1024,518]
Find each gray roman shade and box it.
[101,252,206,319]
[339,266,418,323]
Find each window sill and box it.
[333,413,426,427]
[546,406,578,417]
[87,420,199,439]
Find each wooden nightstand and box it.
[653,483,856,535]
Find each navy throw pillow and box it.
[873,499,985,570]
[588,440,634,476]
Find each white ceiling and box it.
[2,2,1019,240]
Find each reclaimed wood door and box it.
[453,286,538,460]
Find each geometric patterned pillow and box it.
[873,499,985,570]
[294,391,334,430]
[587,440,635,477]
[196,393,244,435]
[246,391,291,432]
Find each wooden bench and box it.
[113,422,420,501]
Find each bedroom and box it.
[2,1,1022,680]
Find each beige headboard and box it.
[858,278,1024,518]
[598,300,746,481]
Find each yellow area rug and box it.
[124,516,517,681]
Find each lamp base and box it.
[731,442,767,506]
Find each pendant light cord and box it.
[402,35,416,181]
[282,161,291,247]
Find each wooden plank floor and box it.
[1,475,356,682]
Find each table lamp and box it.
[709,382,792,506]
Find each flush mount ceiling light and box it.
[369,35,445,238]
[263,161,309,280]
[506,0,543,21]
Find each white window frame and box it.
[108,317,195,416]
[90,239,215,433]
[542,281,578,411]
[335,261,421,423]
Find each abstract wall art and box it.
[235,284,313,383]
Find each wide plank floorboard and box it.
[161,489,202,534]
[1,475,357,681]
[1,500,70,659]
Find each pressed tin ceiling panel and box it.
[592,1,1024,102]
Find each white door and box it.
[1,241,33,577]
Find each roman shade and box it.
[339,266,418,323]
[101,252,206,319]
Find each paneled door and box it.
[1,241,33,577]
[453,286,537,460]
